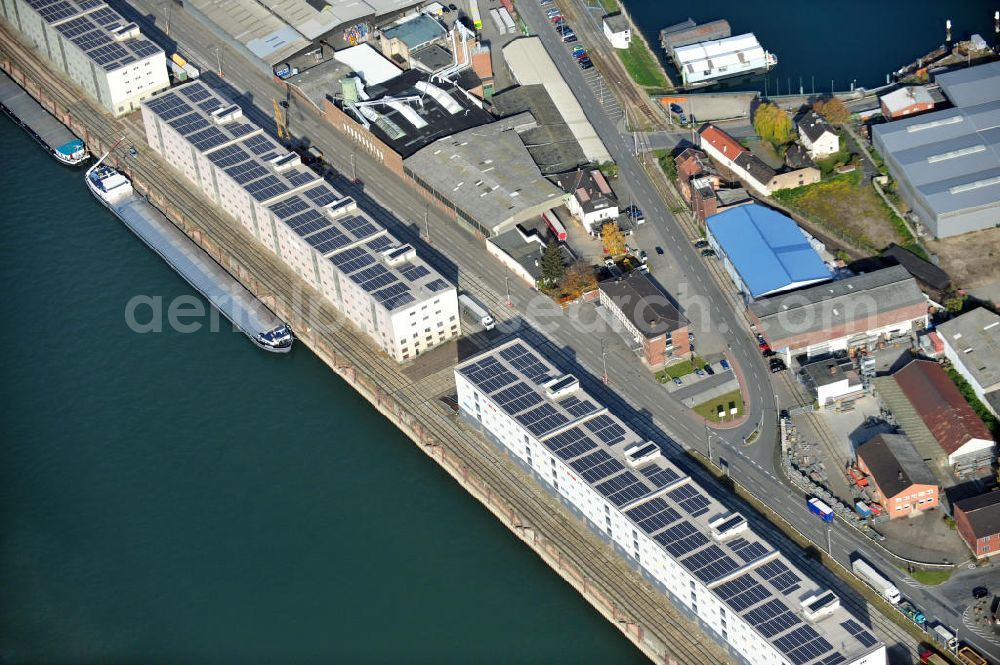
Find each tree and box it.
[598,161,619,178]
[943,291,966,314]
[602,222,626,257]
[753,102,793,145]
[814,97,851,125]
[540,240,565,287]
[561,262,598,298]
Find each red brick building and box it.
[855,433,939,519]
[599,271,689,368]
[879,86,936,120]
[953,491,1000,558]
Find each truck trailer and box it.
[807,497,835,522]
[459,294,495,330]
[851,557,901,604]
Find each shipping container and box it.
[469,0,482,30]
[957,646,987,665]
[183,63,200,79]
[500,0,515,17]
[498,7,516,33]
[171,53,187,67]
[854,501,873,517]
[489,8,507,34]
[542,210,567,241]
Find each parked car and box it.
[694,368,705,377]
[673,377,683,386]
[638,250,647,264]
[973,586,989,599]
[704,365,715,375]
[769,358,785,373]
[564,34,578,43]
[688,332,695,341]
[128,146,138,158]
[546,7,561,15]
[700,248,716,257]
[669,102,683,114]
[655,246,664,255]
[579,59,593,68]
[550,14,563,22]
[678,113,688,124]
[574,50,589,60]
[720,358,730,371]
[694,239,709,248]
[448,2,457,9]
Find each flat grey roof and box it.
[404,112,568,234]
[871,97,1000,219]
[144,81,451,312]
[381,13,445,49]
[934,61,1000,108]
[456,338,881,665]
[185,0,310,65]
[937,308,1000,392]
[750,266,925,346]
[490,84,588,175]
[600,271,687,339]
[604,14,629,33]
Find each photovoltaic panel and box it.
[715,574,772,612]
[246,175,290,202]
[499,344,551,382]
[774,626,834,665]
[330,246,375,274]
[681,544,740,583]
[758,559,801,594]
[188,126,228,152]
[654,521,709,557]
[308,226,352,254]
[244,135,277,155]
[304,185,340,207]
[182,84,213,102]
[367,235,394,252]
[130,39,161,59]
[818,655,846,665]
[226,161,269,184]
[726,537,770,563]
[88,7,120,26]
[568,449,624,483]
[146,92,190,121]
[170,112,211,136]
[342,215,379,240]
[744,599,799,638]
[595,471,648,507]
[840,620,878,648]
[668,484,710,517]
[228,123,256,138]
[624,498,680,534]
[426,279,450,292]
[354,265,396,291]
[286,170,317,188]
[199,99,223,114]
[374,283,415,310]
[494,382,543,414]
[543,426,597,461]
[461,357,516,393]
[270,196,310,220]
[583,414,627,445]
[399,263,431,282]
[207,144,250,166]
[558,395,598,418]
[286,209,330,236]
[515,403,569,437]
[640,464,681,488]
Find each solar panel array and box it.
[32,0,165,72]
[144,82,453,315]
[457,339,882,665]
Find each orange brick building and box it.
[856,433,939,519]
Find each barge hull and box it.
[0,71,87,164]
[107,192,291,351]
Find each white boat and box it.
[85,162,133,205]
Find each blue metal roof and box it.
[707,204,831,298]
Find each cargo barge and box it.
[0,70,88,165]
[660,18,776,88]
[85,155,293,353]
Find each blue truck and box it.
[808,498,835,522]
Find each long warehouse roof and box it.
[184,0,311,65]
[143,81,451,312]
[456,338,882,665]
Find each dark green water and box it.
[622,0,998,92]
[0,119,647,664]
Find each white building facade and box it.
[142,81,459,362]
[602,16,631,49]
[937,308,1000,417]
[456,339,886,665]
[4,0,169,116]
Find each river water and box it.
[621,0,998,92]
[0,118,647,663]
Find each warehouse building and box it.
[490,84,588,174]
[599,272,688,367]
[936,308,1000,417]
[502,37,611,164]
[706,204,831,301]
[871,61,1000,238]
[953,491,1000,559]
[141,81,459,362]
[4,0,168,116]
[855,433,939,520]
[873,359,995,479]
[455,338,885,665]
[404,113,568,236]
[749,266,928,363]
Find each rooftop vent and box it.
[324,196,357,218]
[802,591,840,620]
[268,152,300,172]
[623,442,661,467]
[110,23,140,41]
[383,244,417,266]
[211,104,243,124]
[710,514,748,541]
[543,374,579,399]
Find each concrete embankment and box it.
[0,22,733,665]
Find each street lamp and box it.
[601,338,609,384]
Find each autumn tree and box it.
[753,102,793,145]
[561,262,598,298]
[540,240,565,288]
[602,222,626,257]
[813,97,851,125]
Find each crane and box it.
[272,98,287,141]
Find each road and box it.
[102,1,1000,661]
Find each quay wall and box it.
[0,23,730,665]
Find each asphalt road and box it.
[107,1,1000,660]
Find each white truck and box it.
[852,557,901,604]
[459,294,495,330]
[931,624,958,653]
